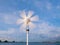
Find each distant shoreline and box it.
[0,42,60,43]
[0,40,60,43]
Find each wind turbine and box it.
[17,10,39,45]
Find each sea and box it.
[0,42,60,45]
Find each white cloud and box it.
[39,22,60,37]
[0,12,18,24]
[0,28,17,41]
[0,36,17,41]
[0,28,15,35]
[33,0,52,10]
[51,13,60,19]
[46,2,52,10]
[34,1,44,10]
[57,5,60,9]
[29,21,60,38]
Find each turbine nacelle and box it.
[26,18,30,25]
[24,17,31,25]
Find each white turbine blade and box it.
[28,11,34,18]
[30,15,39,22]
[20,23,26,31]
[19,10,26,19]
[16,19,23,25]
[29,22,36,30]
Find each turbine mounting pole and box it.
[26,29,29,45]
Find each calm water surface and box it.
[0,42,60,45]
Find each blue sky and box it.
[0,0,60,42]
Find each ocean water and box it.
[0,42,60,45]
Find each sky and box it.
[0,0,60,42]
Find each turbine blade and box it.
[16,19,23,25]
[19,10,26,19]
[29,22,36,30]
[28,11,34,18]
[30,15,39,22]
[20,23,26,31]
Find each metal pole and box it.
[26,29,29,45]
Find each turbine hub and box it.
[26,18,30,24]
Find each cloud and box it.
[57,5,60,9]
[0,28,18,41]
[33,0,52,10]
[0,0,17,12]
[34,1,44,10]
[50,13,60,19]
[29,21,60,38]
[0,28,15,35]
[0,36,17,41]
[0,12,18,24]
[46,2,52,10]
[38,22,60,38]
